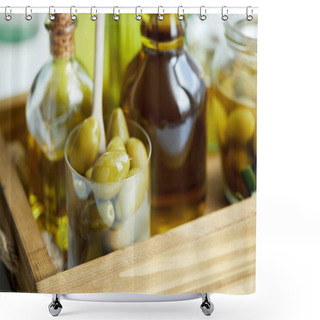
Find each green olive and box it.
[90,201,115,230]
[108,108,130,144]
[92,151,130,183]
[226,108,255,146]
[72,176,90,199]
[104,195,150,251]
[69,116,101,175]
[89,205,104,231]
[79,200,114,237]
[104,220,135,251]
[96,200,115,229]
[213,97,228,146]
[106,136,126,152]
[85,167,93,179]
[125,137,148,169]
[115,167,148,221]
[91,151,130,200]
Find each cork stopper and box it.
[46,13,77,59]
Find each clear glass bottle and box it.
[212,16,257,203]
[121,14,207,235]
[26,14,93,264]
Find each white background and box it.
[1,0,320,319]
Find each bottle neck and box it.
[141,14,185,53]
[46,14,76,60]
[49,31,75,60]
[142,35,184,53]
[52,55,75,64]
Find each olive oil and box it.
[28,133,68,253]
[122,15,207,235]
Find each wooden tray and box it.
[0,94,256,294]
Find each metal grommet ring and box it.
[157,6,164,21]
[246,6,253,21]
[113,6,120,21]
[91,6,97,21]
[25,6,32,21]
[49,6,55,21]
[70,6,77,21]
[177,6,184,20]
[4,6,12,21]
[199,6,207,21]
[221,6,228,21]
[135,6,142,21]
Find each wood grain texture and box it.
[37,197,255,294]
[0,130,57,292]
[0,93,27,144]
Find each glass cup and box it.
[65,120,151,268]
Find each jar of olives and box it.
[212,16,257,203]
[65,110,151,268]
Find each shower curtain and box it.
[0,9,256,295]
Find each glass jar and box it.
[212,16,257,203]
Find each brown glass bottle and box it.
[121,15,207,235]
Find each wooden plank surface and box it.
[37,197,255,294]
[0,130,57,292]
[0,93,28,144]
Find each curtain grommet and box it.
[48,6,55,21]
[25,6,32,21]
[91,6,97,21]
[199,6,207,21]
[4,6,12,21]
[246,6,254,21]
[221,6,228,21]
[157,6,164,20]
[135,6,142,21]
[113,6,120,21]
[70,6,77,21]
[177,6,184,21]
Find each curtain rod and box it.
[0,6,258,15]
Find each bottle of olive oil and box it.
[121,14,207,235]
[26,14,93,264]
